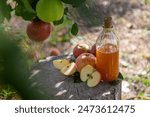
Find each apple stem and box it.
[33,17,40,22]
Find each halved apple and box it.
[61,62,76,76]
[87,71,101,87]
[53,59,70,70]
[80,65,101,87]
[80,65,94,82]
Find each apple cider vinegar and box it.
[96,17,119,81]
[96,44,119,81]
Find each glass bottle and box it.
[96,17,119,82]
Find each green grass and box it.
[129,75,150,86]
[0,85,17,99]
[125,67,150,99]
[138,91,150,100]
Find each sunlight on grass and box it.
[129,75,150,86]
[138,91,150,100]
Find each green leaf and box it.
[61,0,86,7]
[72,72,82,83]
[53,16,64,25]
[15,0,36,20]
[118,72,124,80]
[109,72,123,85]
[109,80,120,86]
[23,0,36,13]
[0,0,12,23]
[71,23,78,35]
[29,0,39,10]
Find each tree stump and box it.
[29,54,121,100]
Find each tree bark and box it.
[29,54,121,100]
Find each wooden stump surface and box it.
[29,54,121,100]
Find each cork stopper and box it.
[103,16,113,28]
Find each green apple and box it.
[36,0,64,22]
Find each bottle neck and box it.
[102,27,114,32]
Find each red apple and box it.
[75,53,96,72]
[90,44,96,56]
[73,44,90,58]
[26,19,51,41]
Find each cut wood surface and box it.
[29,54,121,100]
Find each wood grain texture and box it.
[29,54,121,100]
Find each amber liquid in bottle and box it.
[96,44,119,81]
[96,17,119,81]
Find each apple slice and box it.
[53,59,70,70]
[80,65,94,82]
[61,62,76,76]
[80,65,101,87]
[87,71,101,87]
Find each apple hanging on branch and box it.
[0,0,87,41]
[26,0,82,41]
[27,0,64,41]
[26,18,51,41]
